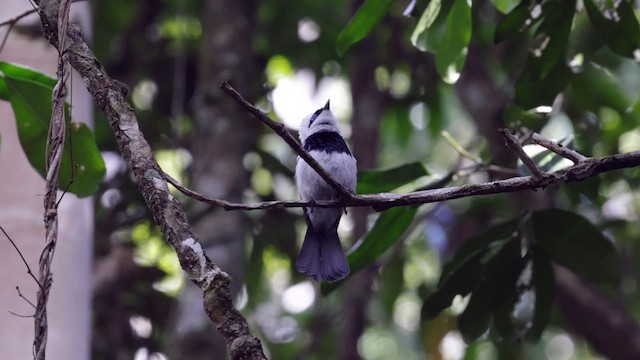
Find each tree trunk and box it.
[339,36,384,360]
[168,0,262,358]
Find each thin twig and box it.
[163,171,309,209]
[0,226,43,290]
[0,7,37,28]
[0,22,15,54]
[1,1,42,54]
[220,81,355,200]
[530,132,588,164]
[16,286,37,309]
[9,311,35,318]
[0,0,88,29]
[485,164,520,176]
[441,130,483,164]
[499,128,545,179]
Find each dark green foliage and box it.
[336,0,395,56]
[532,208,622,285]
[513,0,577,109]
[423,207,620,343]
[458,238,526,342]
[410,0,471,80]
[526,248,554,341]
[5,0,639,357]
[584,0,640,58]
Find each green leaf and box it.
[584,0,640,58]
[490,0,521,14]
[322,206,417,294]
[494,1,537,43]
[492,291,519,340]
[571,62,632,114]
[513,0,576,109]
[0,77,8,100]
[422,249,486,320]
[411,0,455,53]
[348,206,417,273]
[421,219,520,321]
[379,254,405,321]
[515,62,572,109]
[532,209,622,285]
[1,64,105,197]
[336,0,395,56]
[440,219,520,283]
[458,238,525,343]
[410,0,443,49]
[0,62,57,101]
[526,248,555,341]
[64,122,108,196]
[357,162,429,194]
[435,0,471,82]
[458,292,492,343]
[531,0,576,78]
[503,104,548,130]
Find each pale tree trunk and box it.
[339,37,384,360]
[168,0,261,358]
[0,1,93,359]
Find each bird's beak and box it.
[323,99,330,111]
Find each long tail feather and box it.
[296,226,349,282]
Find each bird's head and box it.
[299,100,340,143]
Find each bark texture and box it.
[34,3,267,359]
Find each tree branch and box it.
[0,5,36,53]
[530,131,588,163]
[163,88,640,213]
[33,6,266,360]
[499,128,544,179]
[220,81,355,200]
[164,149,640,212]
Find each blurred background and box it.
[2,0,640,359]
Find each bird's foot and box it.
[306,199,316,214]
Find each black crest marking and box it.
[303,131,351,155]
[309,108,324,124]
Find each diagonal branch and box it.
[499,128,545,179]
[220,81,354,200]
[170,86,640,213]
[33,5,266,360]
[530,131,588,163]
[0,226,42,290]
[0,7,37,29]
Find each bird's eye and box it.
[309,108,323,124]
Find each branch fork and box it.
[167,85,635,214]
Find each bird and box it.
[295,100,357,282]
